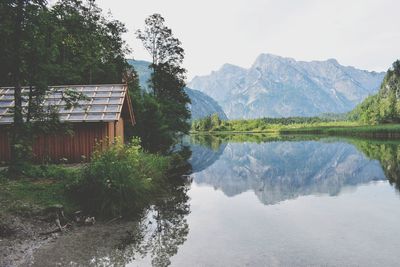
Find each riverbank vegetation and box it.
[192,114,359,132]
[191,114,400,139]
[0,138,190,219]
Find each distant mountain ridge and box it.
[128,60,227,120]
[189,54,386,119]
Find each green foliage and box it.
[351,60,400,124]
[192,114,355,133]
[127,77,174,152]
[17,164,81,180]
[0,178,78,216]
[0,164,82,216]
[191,113,222,131]
[278,124,400,138]
[134,14,191,153]
[0,0,131,171]
[69,138,170,217]
[351,140,400,190]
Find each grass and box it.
[0,165,82,217]
[0,139,187,220]
[192,119,400,139]
[278,123,400,138]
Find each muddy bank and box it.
[0,212,136,267]
[0,213,58,267]
[30,220,145,266]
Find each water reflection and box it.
[351,140,400,190]
[187,135,227,172]
[189,135,400,204]
[32,157,192,267]
[31,135,400,266]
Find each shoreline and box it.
[190,124,400,139]
[0,211,59,266]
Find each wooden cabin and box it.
[0,84,135,163]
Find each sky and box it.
[95,0,400,79]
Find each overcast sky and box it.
[96,0,400,79]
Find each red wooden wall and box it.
[0,120,124,163]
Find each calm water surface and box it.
[32,135,400,267]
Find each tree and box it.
[351,59,400,124]
[0,0,131,174]
[0,0,49,173]
[135,14,190,152]
[210,113,221,129]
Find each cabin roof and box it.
[0,84,135,125]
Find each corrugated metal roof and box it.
[0,84,129,125]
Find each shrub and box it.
[69,138,169,218]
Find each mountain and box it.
[184,88,228,120]
[189,54,386,119]
[190,140,386,205]
[127,60,227,120]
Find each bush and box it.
[69,138,169,218]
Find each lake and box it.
[31,135,400,267]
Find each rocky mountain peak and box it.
[188,53,386,119]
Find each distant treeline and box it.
[191,113,352,132]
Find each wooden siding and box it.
[32,123,108,163]
[116,117,124,143]
[0,121,125,163]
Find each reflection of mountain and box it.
[189,142,226,173]
[191,141,386,205]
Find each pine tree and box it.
[136,14,190,152]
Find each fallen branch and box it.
[39,223,71,236]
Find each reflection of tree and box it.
[190,134,224,151]
[127,148,192,266]
[102,176,191,267]
[352,140,400,191]
[112,178,191,267]
[190,133,321,150]
[146,180,191,266]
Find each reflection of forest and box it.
[351,140,400,191]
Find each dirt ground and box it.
[0,213,59,267]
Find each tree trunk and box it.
[9,0,26,176]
